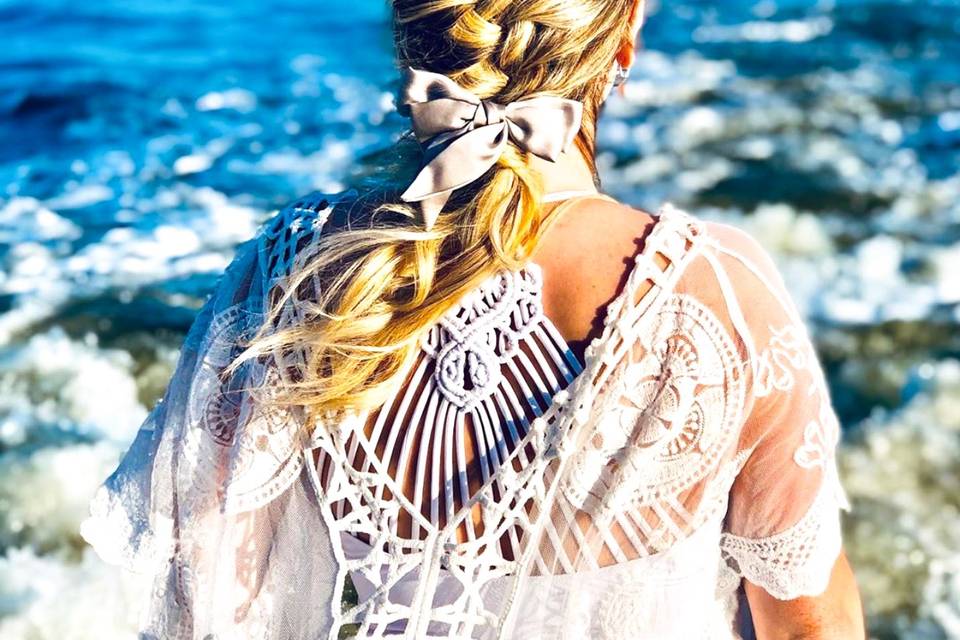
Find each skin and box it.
[530,1,867,637]
[746,551,866,639]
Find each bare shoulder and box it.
[532,197,660,347]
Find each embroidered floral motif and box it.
[753,323,807,397]
[794,390,841,470]
[193,305,252,447]
[561,293,746,527]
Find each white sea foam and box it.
[0,186,270,345]
[0,242,72,346]
[692,17,834,44]
[195,88,257,113]
[0,443,121,552]
[172,153,213,175]
[0,329,157,637]
[930,243,960,304]
[0,328,147,444]
[8,187,259,322]
[43,184,114,211]
[669,106,726,150]
[0,546,147,638]
[0,198,81,244]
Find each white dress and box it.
[80,190,852,639]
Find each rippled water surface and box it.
[1,0,959,637]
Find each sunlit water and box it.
[1,0,959,637]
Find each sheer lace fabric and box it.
[81,192,851,639]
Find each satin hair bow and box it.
[398,67,584,230]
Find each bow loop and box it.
[398,67,584,230]
[502,96,583,162]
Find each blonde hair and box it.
[235,0,638,421]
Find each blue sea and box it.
[1,0,959,637]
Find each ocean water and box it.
[1,0,959,637]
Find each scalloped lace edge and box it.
[718,466,849,600]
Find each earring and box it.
[612,60,630,88]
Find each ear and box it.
[616,0,646,69]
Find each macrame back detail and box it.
[304,265,581,637]
[301,203,709,638]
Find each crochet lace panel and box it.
[80,192,851,639]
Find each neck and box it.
[529,146,599,198]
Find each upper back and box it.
[529,196,661,364]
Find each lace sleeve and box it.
[78,229,268,572]
[705,222,852,601]
[78,192,351,637]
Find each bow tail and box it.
[417,191,455,232]
[401,124,508,230]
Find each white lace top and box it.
[80,191,852,639]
